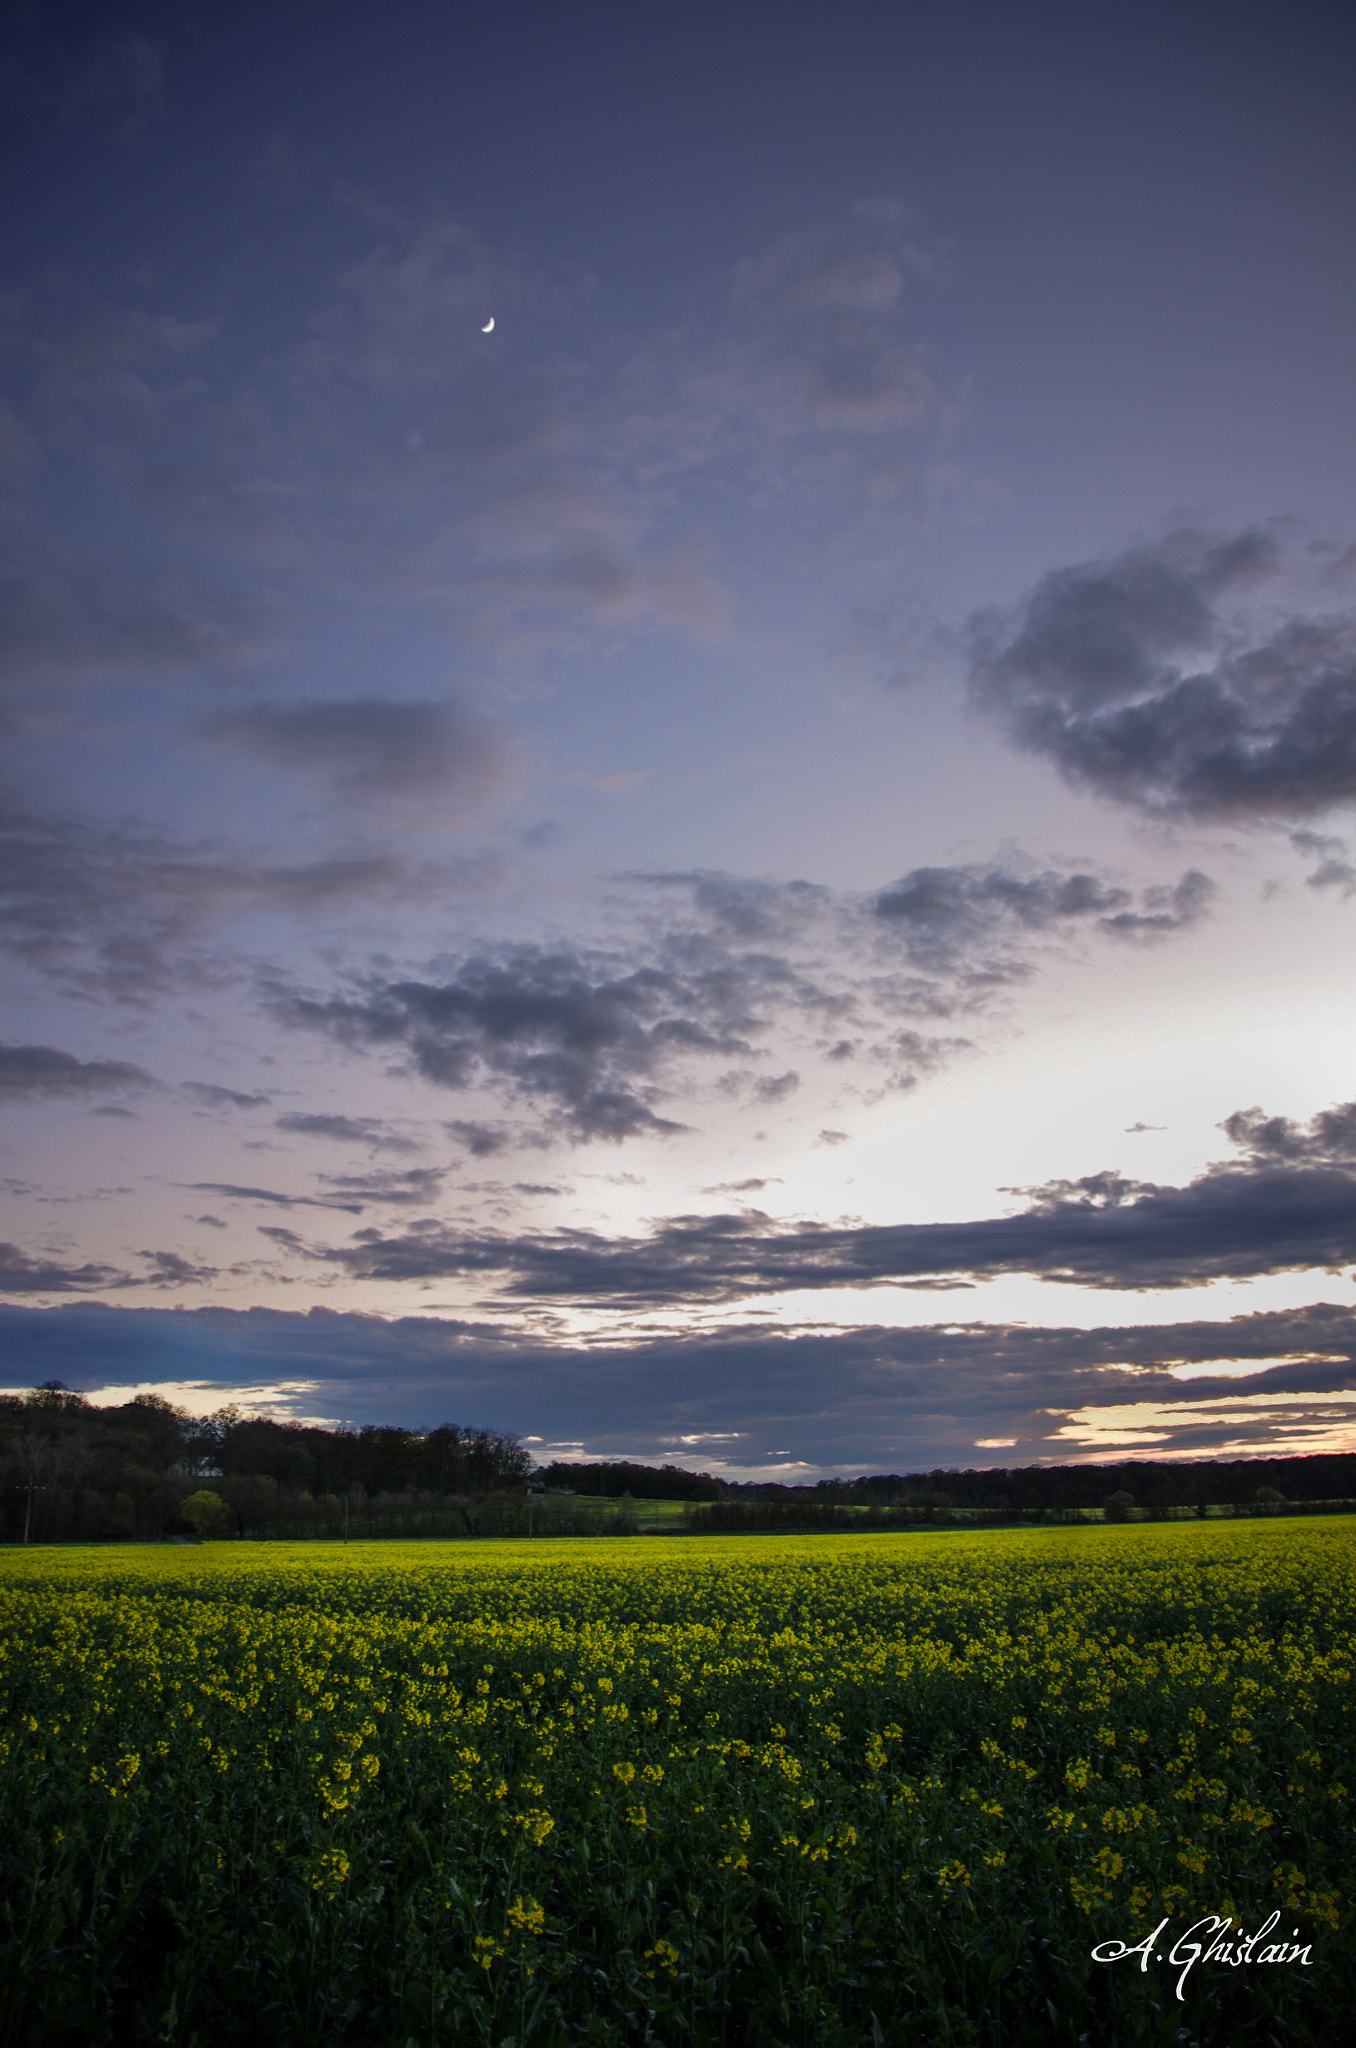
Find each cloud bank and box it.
[269,1097,1356,1304]
[3,1298,1353,1473]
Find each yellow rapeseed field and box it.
[0,1520,1351,2045]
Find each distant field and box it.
[1,1522,1351,2045]
[538,1491,694,1529]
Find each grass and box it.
[1,1519,1352,2045]
[535,1493,695,1531]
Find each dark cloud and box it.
[2,1298,1353,1473]
[0,1244,127,1292]
[0,1041,154,1100]
[1097,870,1216,938]
[971,526,1356,820]
[877,865,1128,932]
[704,1178,782,1195]
[184,1082,272,1111]
[868,1026,973,1095]
[139,1250,219,1286]
[1292,828,1356,895]
[201,695,516,812]
[265,944,771,1143]
[444,1119,514,1157]
[874,861,1214,967]
[637,871,833,943]
[273,1099,1356,1304]
[275,1112,419,1153]
[317,1167,447,1206]
[184,1181,365,1216]
[751,1071,800,1104]
[1221,1098,1356,1165]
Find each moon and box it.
[481,317,495,333]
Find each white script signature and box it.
[1091,1912,1313,2000]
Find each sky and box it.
[3,0,1356,1479]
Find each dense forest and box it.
[2,1379,1352,1542]
[0,1384,534,1543]
[534,1459,727,1501]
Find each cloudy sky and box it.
[3,0,1356,1477]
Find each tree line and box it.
[726,1454,1356,1513]
[535,1460,727,1501]
[3,1379,1353,1543]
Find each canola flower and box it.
[0,1520,1352,2045]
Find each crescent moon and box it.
[481,317,495,333]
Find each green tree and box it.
[179,1489,232,1539]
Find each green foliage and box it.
[177,1490,232,1539]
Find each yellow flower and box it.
[506,1895,546,1935]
